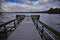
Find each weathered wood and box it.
[0,16,23,39]
[7,17,42,40]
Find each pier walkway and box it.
[7,17,42,40]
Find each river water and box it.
[0,13,60,32]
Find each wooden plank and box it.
[7,17,42,40]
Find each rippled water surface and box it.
[0,13,60,32]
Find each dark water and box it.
[0,13,60,32]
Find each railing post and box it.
[20,17,22,22]
[41,26,44,40]
[18,18,20,24]
[14,20,16,29]
[4,25,8,38]
[36,20,38,29]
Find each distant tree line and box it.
[47,8,60,13]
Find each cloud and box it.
[1,2,47,12]
[39,0,49,2]
[46,1,60,8]
[1,0,60,12]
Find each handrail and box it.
[0,18,20,27]
[38,20,60,37]
[0,16,25,38]
[0,17,21,38]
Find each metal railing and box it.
[38,20,60,40]
[31,15,60,40]
[38,20,60,37]
[0,15,25,39]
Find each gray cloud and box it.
[0,0,60,12]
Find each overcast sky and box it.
[1,0,60,7]
[0,0,60,12]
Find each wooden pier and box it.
[7,17,42,40]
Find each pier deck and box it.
[7,17,42,40]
